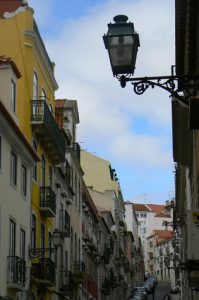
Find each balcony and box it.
[7,256,25,289]
[31,100,66,163]
[59,271,74,296]
[31,258,55,287]
[73,261,86,284]
[40,187,56,217]
[59,210,70,237]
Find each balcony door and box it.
[8,220,16,283]
[9,220,16,256]
[41,155,46,187]
[40,224,45,257]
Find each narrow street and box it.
[147,280,171,300]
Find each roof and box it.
[55,99,65,109]
[152,230,174,239]
[0,55,21,78]
[147,204,165,214]
[155,212,171,218]
[0,100,40,162]
[0,0,26,18]
[133,204,151,212]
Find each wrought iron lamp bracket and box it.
[118,74,199,106]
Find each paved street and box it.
[147,280,171,300]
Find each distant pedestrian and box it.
[163,293,171,300]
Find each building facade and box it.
[173,0,199,299]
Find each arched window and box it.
[33,71,38,99]
[40,223,45,258]
[31,215,36,250]
[74,233,77,261]
[41,155,45,186]
[70,227,73,261]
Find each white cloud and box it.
[110,132,172,168]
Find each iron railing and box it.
[31,258,55,285]
[7,256,25,287]
[31,100,65,162]
[40,186,56,216]
[59,210,70,237]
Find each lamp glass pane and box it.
[107,35,136,74]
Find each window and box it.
[32,141,37,181]
[65,251,68,272]
[40,224,45,250]
[9,220,16,256]
[70,227,73,261]
[79,182,81,213]
[48,232,52,258]
[74,233,77,261]
[10,151,17,185]
[11,79,16,113]
[31,215,36,251]
[0,136,1,169]
[41,155,45,186]
[21,164,27,196]
[49,166,52,188]
[33,71,38,99]
[20,229,25,260]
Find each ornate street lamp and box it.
[52,228,62,248]
[103,15,140,79]
[103,15,199,105]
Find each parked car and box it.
[143,281,153,293]
[170,285,180,294]
[128,287,147,300]
[147,275,158,286]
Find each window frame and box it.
[11,79,16,113]
[31,214,36,251]
[33,71,38,100]
[32,140,37,182]
[0,136,1,170]
[21,164,27,196]
[9,219,16,256]
[10,150,17,186]
[20,228,26,260]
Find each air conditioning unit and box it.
[187,210,199,260]
[16,292,26,300]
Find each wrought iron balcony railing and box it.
[59,271,74,296]
[31,100,66,163]
[31,258,55,286]
[59,209,70,237]
[7,256,26,288]
[40,186,56,217]
[73,261,86,284]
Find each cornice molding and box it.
[3,6,26,19]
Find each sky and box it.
[28,0,175,204]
